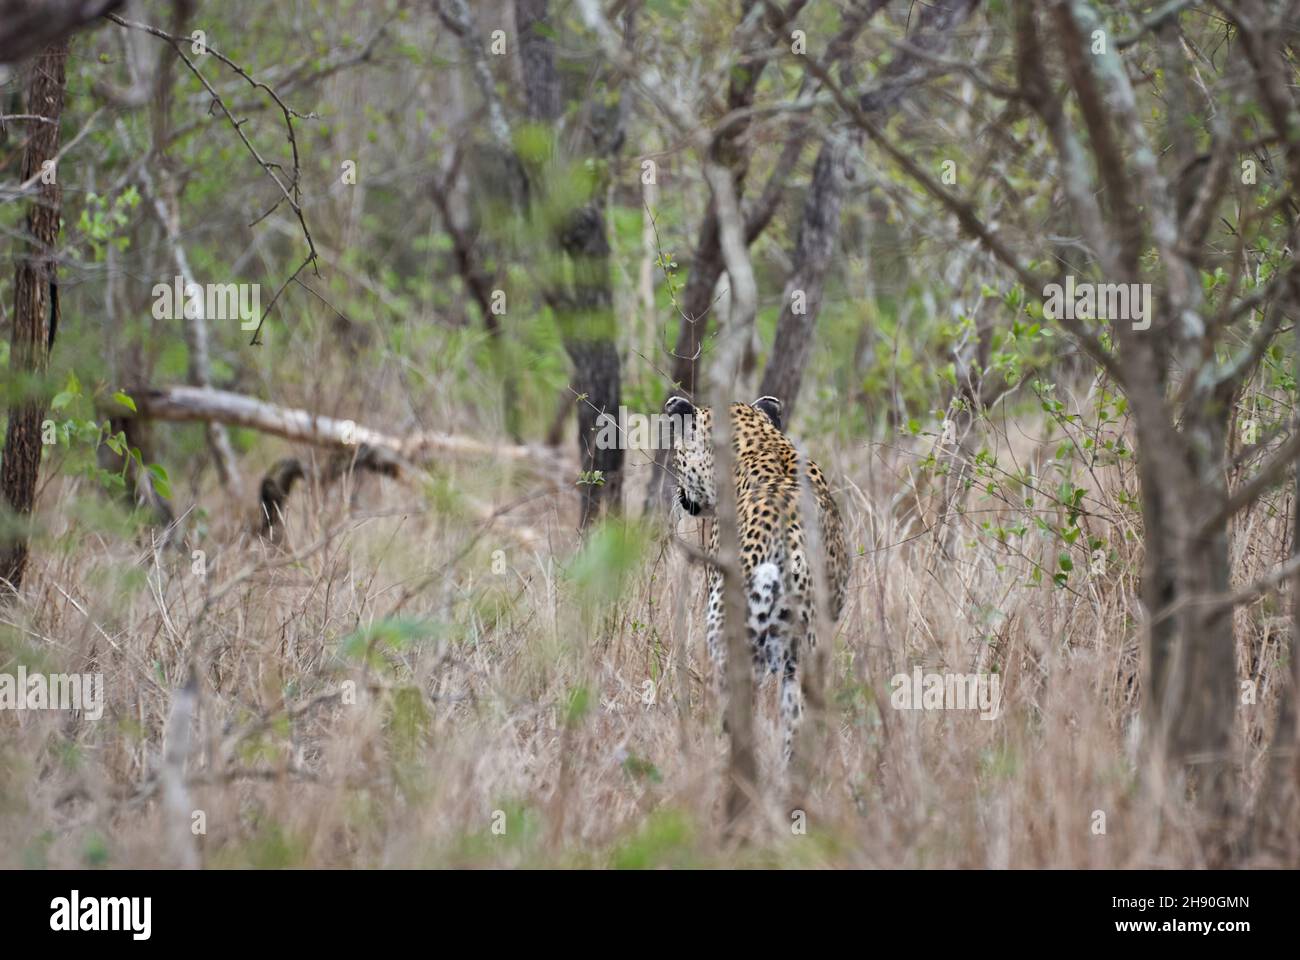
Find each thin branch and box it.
[1116,0,1199,49]
[1215,303,1288,390]
[803,52,1128,387]
[104,12,319,317]
[1200,422,1300,533]
[1148,546,1300,629]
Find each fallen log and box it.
[132,385,567,468]
[128,385,563,548]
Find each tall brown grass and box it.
[1,383,1293,868]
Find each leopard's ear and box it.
[664,395,695,418]
[751,395,783,430]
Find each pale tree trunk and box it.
[138,163,245,499]
[639,156,659,374]
[131,384,565,467]
[703,161,760,836]
[1,41,69,596]
[129,0,243,500]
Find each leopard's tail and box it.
[746,561,787,676]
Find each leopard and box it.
[666,394,849,763]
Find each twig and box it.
[104,12,319,339]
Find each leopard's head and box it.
[664,395,783,516]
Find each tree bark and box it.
[1,40,68,595]
[0,0,119,64]
[757,137,848,423]
[757,0,978,425]
[131,384,565,467]
[136,159,245,499]
[1135,409,1238,859]
[703,160,760,836]
[516,0,623,528]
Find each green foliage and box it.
[75,187,139,261]
[621,752,662,784]
[565,519,653,607]
[563,684,591,727]
[41,380,173,501]
[386,685,431,762]
[338,618,452,671]
[610,808,695,869]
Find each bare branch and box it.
[1201,423,1300,534]
[1116,0,1199,50]
[432,0,515,151]
[105,11,319,336]
[804,52,1128,387]
[127,118,244,499]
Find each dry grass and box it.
[0,390,1294,869]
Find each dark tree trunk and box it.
[667,212,726,399]
[1,41,69,596]
[757,137,848,423]
[517,0,623,527]
[757,0,977,427]
[1135,395,1238,862]
[642,215,728,512]
[566,339,623,528]
[0,0,118,63]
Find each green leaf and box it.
[622,753,663,783]
[112,390,137,412]
[565,685,591,727]
[146,463,171,499]
[338,617,450,668]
